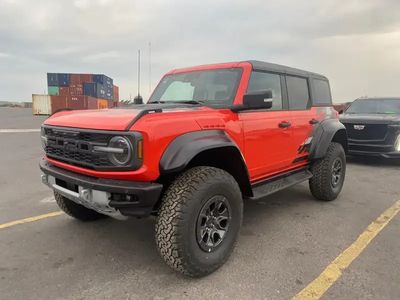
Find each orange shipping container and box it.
[70,74,81,84]
[97,99,109,109]
[87,97,98,109]
[50,95,68,114]
[70,73,93,84]
[69,83,83,95]
[59,87,70,96]
[67,95,88,110]
[113,85,119,101]
[80,74,93,83]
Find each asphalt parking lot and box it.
[1,107,399,299]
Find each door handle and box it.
[309,118,319,125]
[279,121,291,128]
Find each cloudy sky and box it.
[0,0,399,102]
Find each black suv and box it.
[340,97,400,158]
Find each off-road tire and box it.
[155,166,243,277]
[54,192,106,221]
[309,142,346,201]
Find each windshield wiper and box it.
[179,100,205,105]
[147,100,167,104]
[163,100,206,105]
[147,100,207,106]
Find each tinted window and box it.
[286,76,310,110]
[313,79,331,105]
[247,71,282,110]
[346,99,400,114]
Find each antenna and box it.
[148,42,152,93]
[137,49,141,97]
[134,49,144,104]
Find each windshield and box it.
[345,99,400,114]
[149,68,242,105]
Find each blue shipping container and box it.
[104,85,113,100]
[47,73,59,86]
[93,74,113,89]
[83,83,96,97]
[57,73,70,86]
[83,83,113,100]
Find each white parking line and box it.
[0,129,40,133]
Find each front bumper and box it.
[348,142,400,158]
[40,159,163,218]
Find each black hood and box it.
[340,113,400,125]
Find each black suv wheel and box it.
[155,166,243,277]
[309,142,346,201]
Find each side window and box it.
[247,71,283,110]
[313,79,332,105]
[286,76,310,110]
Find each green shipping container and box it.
[48,86,59,96]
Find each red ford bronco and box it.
[40,61,347,277]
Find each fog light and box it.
[41,174,48,185]
[80,189,91,201]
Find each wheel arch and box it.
[159,130,252,197]
[310,119,348,160]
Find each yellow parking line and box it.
[293,199,400,300]
[0,211,63,229]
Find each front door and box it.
[240,71,293,181]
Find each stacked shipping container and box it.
[32,73,119,115]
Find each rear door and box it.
[239,71,293,181]
[285,75,317,162]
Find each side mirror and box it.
[232,90,273,112]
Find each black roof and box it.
[248,60,328,80]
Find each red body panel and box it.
[45,108,143,131]
[239,110,293,181]
[43,62,333,185]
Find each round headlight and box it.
[108,136,132,166]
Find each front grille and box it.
[46,146,111,167]
[344,123,388,141]
[43,126,141,170]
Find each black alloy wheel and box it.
[196,195,231,253]
[331,157,343,187]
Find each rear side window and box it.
[313,79,332,105]
[286,76,310,110]
[247,71,283,110]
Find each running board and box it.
[249,168,313,200]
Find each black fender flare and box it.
[309,119,348,159]
[160,130,246,173]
